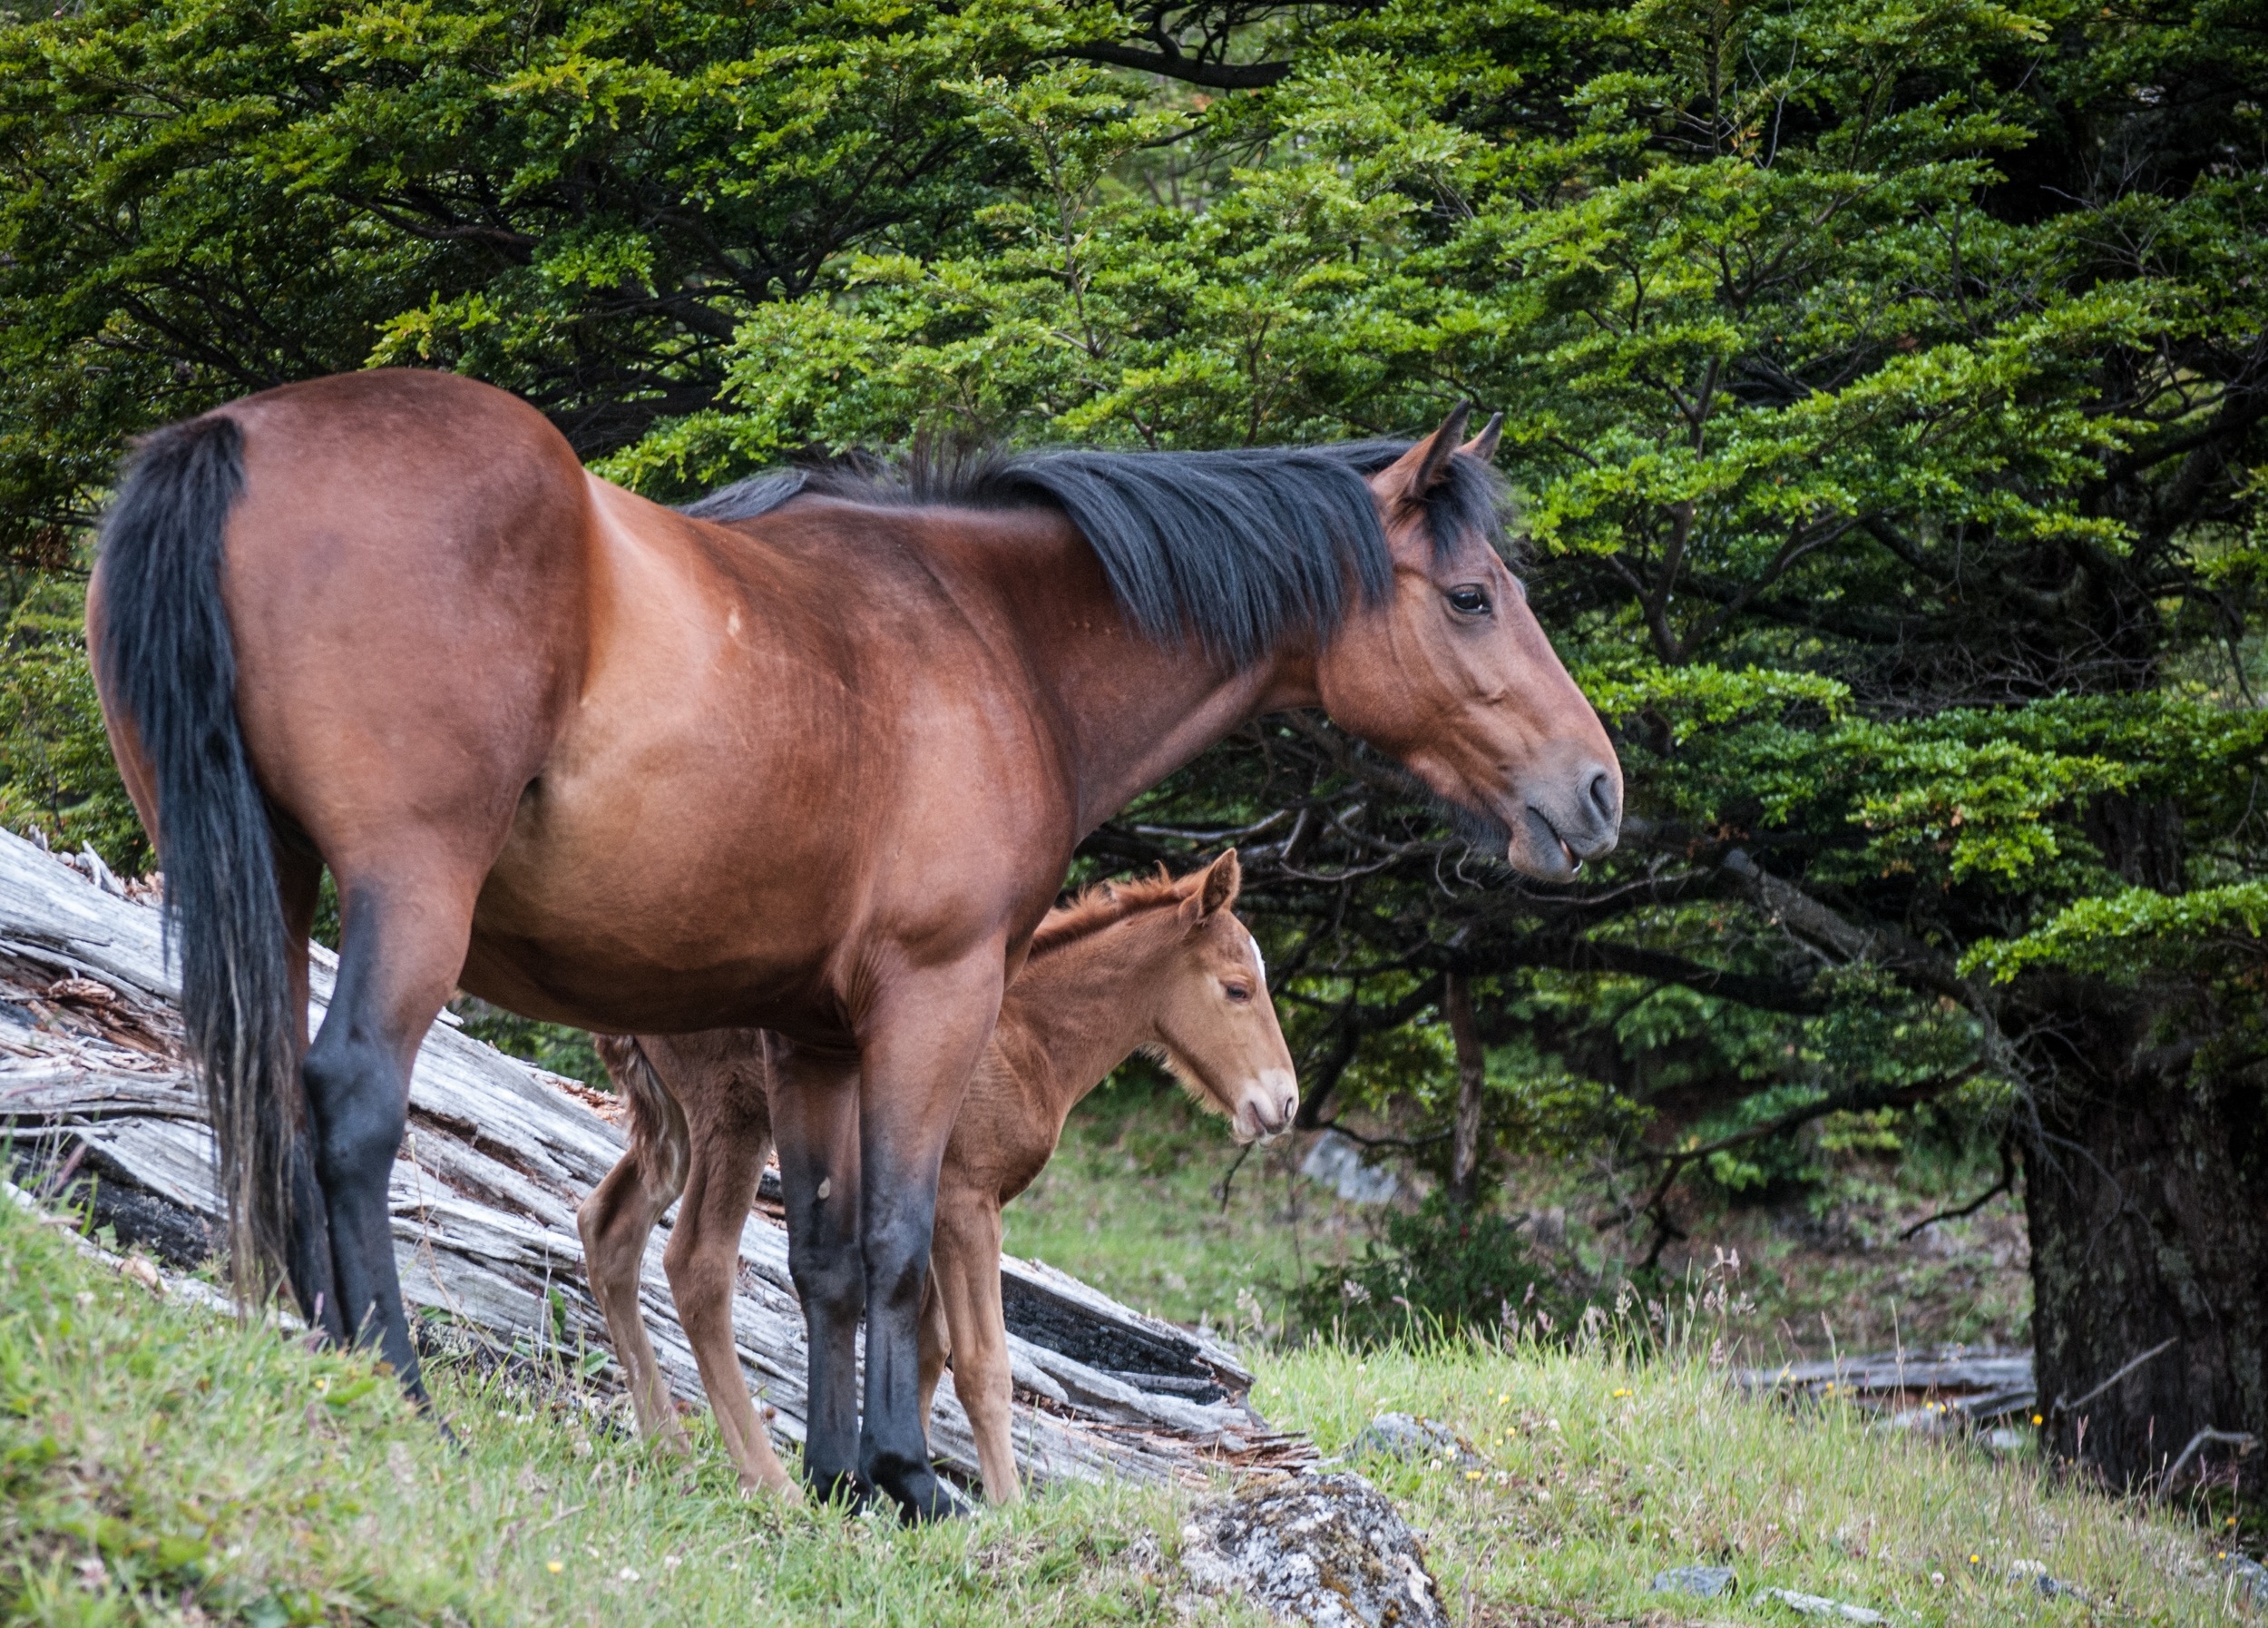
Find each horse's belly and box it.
[461,738,865,1033]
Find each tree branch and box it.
[1057,42,1292,88]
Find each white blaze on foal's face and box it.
[1155,875,1299,1143]
[1216,919,1295,1142]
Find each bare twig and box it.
[2157,1427,2258,1496]
[1898,1140,2017,1240]
[1214,1141,1253,1214]
[2052,1337,2179,1418]
[1897,1175,2010,1240]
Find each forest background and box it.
[0,0,2262,1496]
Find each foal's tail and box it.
[93,415,299,1297]
[594,1035,691,1200]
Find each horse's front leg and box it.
[769,1046,865,1503]
[855,956,1003,1521]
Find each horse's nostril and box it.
[1586,769,1619,826]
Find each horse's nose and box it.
[1253,1071,1297,1138]
[1585,766,1621,836]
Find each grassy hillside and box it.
[1002,1073,2032,1365]
[3,1192,2255,1625]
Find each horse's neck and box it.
[996,917,1172,1132]
[942,509,1320,833]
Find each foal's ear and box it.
[1374,404,1472,513]
[1181,849,1242,926]
[1460,411,1503,465]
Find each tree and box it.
[4,0,2263,1489]
[686,0,2267,1486]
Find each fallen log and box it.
[0,829,1307,1489]
[1734,1346,2036,1426]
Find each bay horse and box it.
[88,368,1620,1518]
[581,850,1287,1505]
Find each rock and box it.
[1179,1471,1444,1627]
[1982,1427,2029,1454]
[2010,1557,2087,1602]
[2221,1554,2265,1609]
[1652,1565,1737,1598]
[1761,1585,1884,1623]
[1301,1133,1401,1205]
[1347,1412,1482,1470]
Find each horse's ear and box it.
[1203,848,1241,915]
[1181,849,1242,925]
[1375,404,1472,512]
[1460,411,1503,465]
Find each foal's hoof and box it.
[742,1475,807,1507]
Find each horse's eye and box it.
[1225,983,1253,1003]
[1447,584,1491,616]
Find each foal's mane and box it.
[1025,871,1194,961]
[679,437,1510,664]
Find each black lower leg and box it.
[285,1133,346,1343]
[785,1207,865,1501]
[303,1021,421,1398]
[861,1211,964,1522]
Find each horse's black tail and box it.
[94,415,298,1299]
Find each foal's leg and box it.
[915,1276,950,1444]
[300,868,479,1395]
[578,1144,688,1448]
[663,1072,799,1498]
[577,1043,689,1450]
[854,959,1004,1520]
[934,1192,1021,1504]
[769,1047,865,1503]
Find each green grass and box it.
[1,1194,2253,1625]
[1004,1073,2035,1365]
[0,1200,1189,1627]
[1261,1337,2258,1624]
[998,1070,1365,1332]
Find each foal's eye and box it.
[1447,584,1491,616]
[1224,983,1253,1003]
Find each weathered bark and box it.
[0,830,1307,1490]
[2014,972,2268,1489]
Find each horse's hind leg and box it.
[274,844,347,1342]
[301,864,480,1396]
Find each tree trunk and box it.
[2015,972,2268,1489]
[1443,973,1485,1205]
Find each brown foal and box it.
[580,851,1288,1504]
[91,368,1618,1515]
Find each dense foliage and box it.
[3,0,2263,1483]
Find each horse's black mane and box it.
[678,438,1511,664]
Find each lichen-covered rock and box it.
[1346,1412,1482,1470]
[1178,1471,1444,1627]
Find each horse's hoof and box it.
[806,1469,869,1512]
[894,1475,971,1524]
